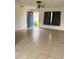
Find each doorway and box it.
[27,11,39,28]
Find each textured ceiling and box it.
[16,0,64,8]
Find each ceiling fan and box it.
[36,1,45,8]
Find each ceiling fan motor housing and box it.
[36,1,42,8]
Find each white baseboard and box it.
[15,27,26,31]
[39,25,64,31]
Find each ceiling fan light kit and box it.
[36,1,45,8]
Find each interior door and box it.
[27,12,34,28]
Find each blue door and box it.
[27,12,34,28]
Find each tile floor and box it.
[15,28,64,59]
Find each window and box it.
[43,11,61,26]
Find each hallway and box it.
[15,28,64,59]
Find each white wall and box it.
[15,4,64,30]
[15,3,27,30]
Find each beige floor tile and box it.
[38,54,48,59]
[48,56,57,59]
[27,55,35,59]
[15,50,27,59]
[15,28,64,59]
